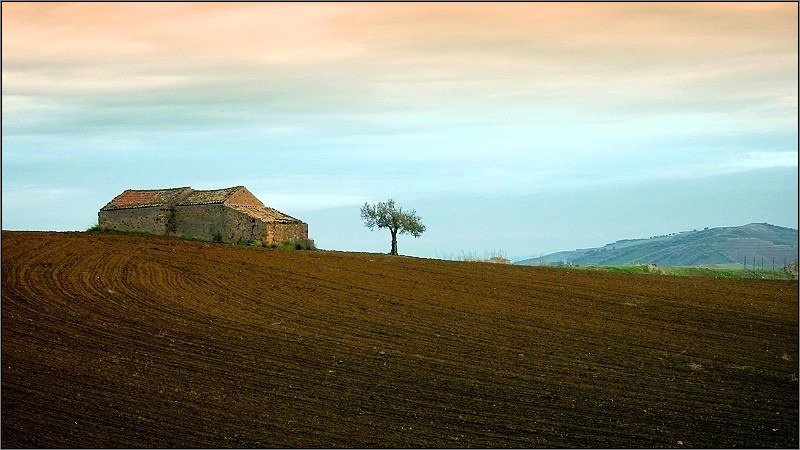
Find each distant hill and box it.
[515,223,799,268]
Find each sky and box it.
[2,1,798,261]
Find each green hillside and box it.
[516,223,798,267]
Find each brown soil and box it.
[2,231,797,448]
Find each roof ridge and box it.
[117,186,192,195]
[100,186,193,211]
[176,186,244,206]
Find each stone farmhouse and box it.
[99,186,308,245]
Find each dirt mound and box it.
[2,231,798,447]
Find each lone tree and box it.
[361,199,426,256]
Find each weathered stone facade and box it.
[99,186,308,245]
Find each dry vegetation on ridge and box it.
[1,231,798,447]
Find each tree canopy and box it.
[360,199,425,256]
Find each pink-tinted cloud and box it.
[4,2,795,72]
[2,2,796,135]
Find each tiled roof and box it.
[228,205,304,224]
[100,186,302,225]
[101,187,191,211]
[177,186,242,206]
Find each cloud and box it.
[1,184,78,207]
[4,2,795,134]
[2,2,797,214]
[1,2,365,68]
[724,151,799,171]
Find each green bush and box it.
[236,237,256,246]
[85,225,149,236]
[271,239,316,251]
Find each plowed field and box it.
[2,231,797,448]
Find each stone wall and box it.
[172,204,228,242]
[223,206,267,243]
[171,204,308,245]
[266,222,309,245]
[99,207,173,235]
[101,202,308,245]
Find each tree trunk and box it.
[390,228,398,255]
